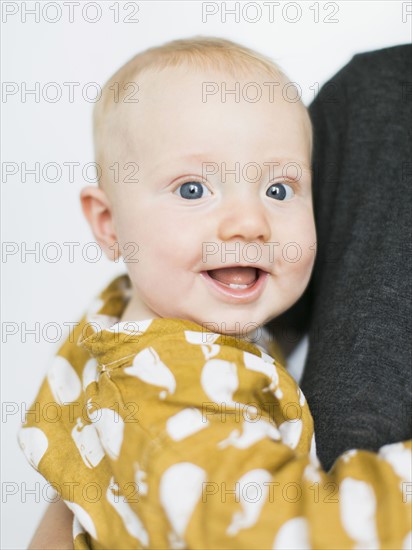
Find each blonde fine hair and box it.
[93,36,309,193]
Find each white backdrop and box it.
[2,1,411,547]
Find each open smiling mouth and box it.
[199,266,269,302]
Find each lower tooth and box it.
[228,283,249,289]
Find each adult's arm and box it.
[28,500,74,550]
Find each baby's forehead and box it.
[103,64,312,171]
[113,65,309,129]
[130,64,292,103]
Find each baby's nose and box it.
[216,197,271,243]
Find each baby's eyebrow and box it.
[152,152,213,173]
[261,157,311,173]
[154,154,311,171]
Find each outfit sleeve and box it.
[78,324,411,550]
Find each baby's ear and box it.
[79,186,120,262]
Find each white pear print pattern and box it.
[272,516,310,549]
[166,408,209,441]
[134,462,148,497]
[72,515,86,539]
[226,469,272,536]
[278,419,303,450]
[403,531,412,550]
[106,477,149,547]
[379,442,412,483]
[217,417,280,450]
[160,462,206,544]
[124,347,176,399]
[303,462,322,484]
[339,478,378,548]
[379,442,412,502]
[309,434,320,466]
[243,351,283,399]
[184,330,220,346]
[82,358,99,391]
[341,449,358,464]
[297,387,306,406]
[184,330,220,360]
[47,356,81,405]
[260,350,277,364]
[88,407,125,460]
[200,359,239,406]
[71,417,105,468]
[18,427,48,470]
[63,500,97,541]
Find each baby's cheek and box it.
[276,220,315,267]
[276,226,316,287]
[288,217,316,270]
[287,242,316,292]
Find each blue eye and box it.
[267,182,294,201]
[174,181,211,200]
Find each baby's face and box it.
[106,65,316,335]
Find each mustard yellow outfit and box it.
[18,274,412,549]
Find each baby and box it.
[82,36,315,337]
[19,37,411,550]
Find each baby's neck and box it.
[118,296,161,324]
